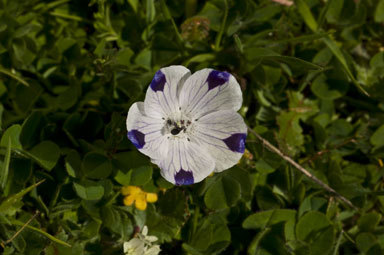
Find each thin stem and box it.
[3,211,40,245]
[247,126,358,211]
[214,0,228,51]
[333,230,344,255]
[160,0,184,51]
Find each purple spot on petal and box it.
[223,133,246,153]
[175,169,194,185]
[127,130,145,149]
[150,70,166,92]
[206,70,230,90]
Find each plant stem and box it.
[214,0,228,51]
[247,126,358,211]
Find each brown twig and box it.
[1,211,40,247]
[248,127,358,210]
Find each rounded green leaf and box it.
[356,232,377,253]
[73,182,104,200]
[243,209,296,229]
[0,124,22,149]
[130,166,153,186]
[311,74,349,100]
[82,152,112,179]
[20,111,46,149]
[204,176,241,210]
[370,125,384,150]
[358,212,382,232]
[29,141,60,171]
[296,211,334,255]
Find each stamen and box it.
[171,128,182,135]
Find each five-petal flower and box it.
[126,66,247,185]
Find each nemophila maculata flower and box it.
[126,66,247,185]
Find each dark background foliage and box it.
[1,0,384,254]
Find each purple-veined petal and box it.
[179,69,242,119]
[157,139,215,185]
[193,110,247,172]
[144,65,191,118]
[126,102,169,159]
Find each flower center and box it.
[162,115,194,141]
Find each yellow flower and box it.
[122,186,158,211]
[146,193,158,203]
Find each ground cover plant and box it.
[1,0,384,254]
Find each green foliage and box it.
[0,0,384,254]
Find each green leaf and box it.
[20,111,46,149]
[184,53,216,67]
[204,175,241,209]
[114,170,132,186]
[134,48,152,70]
[245,47,323,71]
[375,0,384,22]
[65,150,81,178]
[130,166,153,186]
[342,163,366,184]
[28,141,60,171]
[14,24,41,38]
[255,159,276,174]
[296,211,334,255]
[243,209,296,229]
[356,232,377,253]
[0,124,22,149]
[358,212,382,232]
[295,0,318,32]
[146,0,156,23]
[0,104,3,130]
[73,182,104,200]
[311,74,349,100]
[116,48,134,65]
[0,180,44,214]
[128,0,139,12]
[322,37,369,96]
[0,137,11,193]
[189,217,213,251]
[82,152,112,179]
[370,125,384,150]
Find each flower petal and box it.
[142,225,148,236]
[145,235,158,243]
[123,195,135,206]
[121,186,141,196]
[144,65,191,118]
[126,102,169,159]
[157,139,215,185]
[124,238,144,253]
[179,69,242,119]
[193,110,247,172]
[144,245,161,255]
[146,193,158,203]
[135,193,147,210]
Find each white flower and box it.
[123,226,161,255]
[126,66,247,185]
[124,238,145,255]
